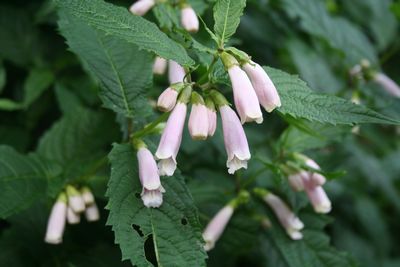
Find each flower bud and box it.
[301,175,331,214]
[263,192,304,240]
[180,6,199,33]
[219,105,251,174]
[155,94,188,176]
[67,206,80,224]
[81,186,95,205]
[304,158,326,186]
[242,61,281,112]
[45,193,67,244]
[153,56,167,75]
[188,92,209,140]
[157,87,179,112]
[202,205,234,251]
[137,146,165,208]
[129,0,156,16]
[221,53,263,124]
[205,97,217,137]
[168,60,186,84]
[66,185,85,213]
[85,203,100,222]
[373,72,400,98]
[288,171,306,192]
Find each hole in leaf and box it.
[132,224,144,237]
[181,217,188,225]
[144,234,157,266]
[135,192,141,199]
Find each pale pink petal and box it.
[203,205,234,251]
[188,103,209,140]
[181,6,199,33]
[129,0,155,16]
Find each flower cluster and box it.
[129,0,199,33]
[44,186,99,244]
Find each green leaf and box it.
[282,0,377,65]
[0,146,47,219]
[106,143,207,267]
[213,0,246,46]
[265,67,400,125]
[0,99,23,111]
[266,213,358,267]
[23,68,54,106]
[55,0,194,67]
[58,11,153,118]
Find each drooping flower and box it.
[180,5,199,33]
[157,87,178,112]
[259,190,304,240]
[156,86,191,176]
[188,92,209,140]
[153,56,168,75]
[202,205,234,251]
[219,104,251,174]
[67,206,80,225]
[45,193,67,244]
[66,185,85,213]
[81,186,95,205]
[221,52,263,124]
[242,61,281,112]
[301,175,331,214]
[205,97,217,137]
[85,203,100,222]
[304,158,326,186]
[137,145,165,208]
[288,171,306,192]
[129,0,156,16]
[168,60,186,84]
[373,72,400,98]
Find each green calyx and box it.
[178,85,193,104]
[170,82,185,93]
[253,187,270,198]
[133,138,147,150]
[220,51,239,70]
[229,190,250,209]
[210,90,229,108]
[57,192,68,203]
[225,47,251,65]
[191,91,205,105]
[81,186,91,194]
[205,97,216,112]
[66,185,81,197]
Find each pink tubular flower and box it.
[168,60,186,84]
[85,203,100,222]
[202,205,234,251]
[153,56,167,75]
[181,6,199,33]
[66,185,85,213]
[373,72,400,98]
[129,0,155,16]
[67,206,80,224]
[304,158,326,186]
[155,102,187,176]
[242,61,281,112]
[288,171,306,192]
[137,147,165,207]
[45,193,67,244]
[263,193,304,240]
[157,87,179,112]
[301,175,331,214]
[207,107,217,137]
[188,92,209,140]
[220,105,251,174]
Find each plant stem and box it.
[131,112,170,139]
[197,55,219,84]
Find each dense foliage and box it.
[1,0,400,266]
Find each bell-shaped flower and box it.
[180,5,199,33]
[168,60,186,84]
[301,175,331,214]
[85,203,100,222]
[153,56,167,75]
[137,146,165,208]
[156,86,191,176]
[67,206,80,224]
[129,0,155,16]
[373,72,400,98]
[188,92,209,140]
[66,185,85,213]
[242,61,281,112]
[81,186,95,205]
[45,193,67,244]
[202,205,234,251]
[221,53,263,124]
[205,97,217,137]
[262,192,304,240]
[220,105,251,174]
[157,87,178,112]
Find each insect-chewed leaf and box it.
[55,0,194,67]
[265,67,400,125]
[213,0,246,46]
[106,143,207,267]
